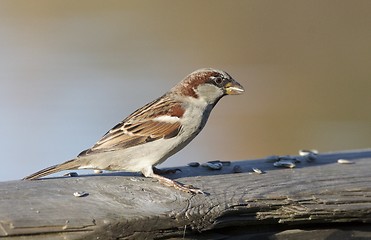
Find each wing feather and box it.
[78,95,184,157]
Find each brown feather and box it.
[23,159,81,180]
[78,95,184,157]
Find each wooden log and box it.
[1,149,371,239]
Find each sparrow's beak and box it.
[225,80,245,95]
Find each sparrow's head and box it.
[173,68,244,104]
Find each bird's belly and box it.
[78,136,188,172]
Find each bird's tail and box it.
[23,159,80,180]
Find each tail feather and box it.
[23,159,80,180]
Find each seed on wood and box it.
[252,168,264,174]
[73,191,89,197]
[207,160,231,166]
[337,159,355,164]
[202,162,223,170]
[284,157,301,163]
[233,165,242,173]
[188,162,200,167]
[299,149,319,156]
[273,160,296,168]
[279,156,301,163]
[64,172,78,177]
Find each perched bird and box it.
[23,68,244,194]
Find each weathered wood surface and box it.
[1,149,371,239]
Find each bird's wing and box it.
[78,95,184,157]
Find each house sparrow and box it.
[23,68,244,194]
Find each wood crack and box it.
[1,149,371,238]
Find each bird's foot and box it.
[151,173,206,195]
[152,167,181,175]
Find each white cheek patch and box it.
[195,84,224,104]
[153,115,180,123]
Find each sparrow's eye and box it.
[213,77,224,86]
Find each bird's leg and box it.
[152,166,181,175]
[151,174,205,194]
[142,166,205,194]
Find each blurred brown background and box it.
[1,0,370,181]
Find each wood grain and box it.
[1,149,371,239]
